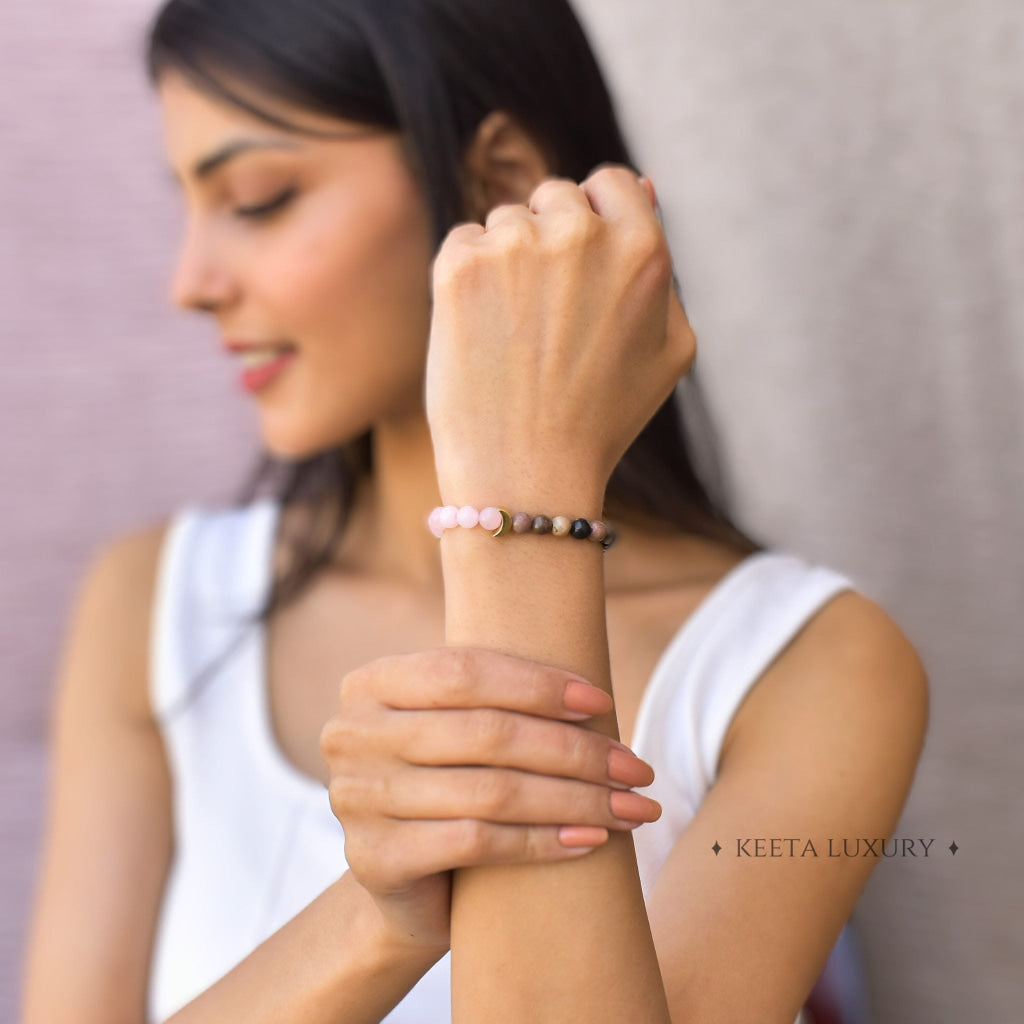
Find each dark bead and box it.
[570,518,592,540]
[601,527,618,550]
[531,515,553,534]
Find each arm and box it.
[163,871,443,1024]
[442,508,671,1022]
[21,528,440,1024]
[22,528,175,1024]
[647,590,929,1022]
[425,167,690,1021]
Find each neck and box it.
[331,410,446,593]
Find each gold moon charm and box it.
[492,507,513,537]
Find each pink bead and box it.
[427,507,445,538]
[479,506,503,530]
[439,505,459,530]
[589,520,608,542]
[457,505,480,528]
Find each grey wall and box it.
[575,3,1022,1019]
[3,2,1020,1022]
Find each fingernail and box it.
[607,748,656,788]
[563,679,613,718]
[558,825,609,848]
[609,790,662,823]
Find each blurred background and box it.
[2,1,1021,1021]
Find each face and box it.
[158,70,436,458]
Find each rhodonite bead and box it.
[531,515,553,534]
[551,516,572,536]
[589,520,608,543]
[512,512,533,533]
[570,518,592,540]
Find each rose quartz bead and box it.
[439,505,459,530]
[428,507,445,538]
[589,520,608,542]
[457,505,480,528]
[479,506,503,531]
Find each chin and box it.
[257,413,369,464]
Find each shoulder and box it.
[85,518,171,593]
[81,518,173,619]
[719,585,930,784]
[61,519,175,723]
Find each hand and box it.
[425,166,696,504]
[319,646,660,954]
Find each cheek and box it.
[259,183,434,344]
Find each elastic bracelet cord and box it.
[427,505,617,550]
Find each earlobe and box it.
[462,110,553,218]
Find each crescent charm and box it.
[492,507,513,537]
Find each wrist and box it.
[343,873,448,973]
[434,469,608,521]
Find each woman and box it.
[22,0,929,1021]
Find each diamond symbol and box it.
[949,841,958,856]
[712,841,722,855]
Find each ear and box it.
[461,110,554,219]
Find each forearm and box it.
[440,482,671,1023]
[165,870,444,1024]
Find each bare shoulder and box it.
[720,587,930,780]
[60,518,174,723]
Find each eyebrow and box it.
[179,138,305,183]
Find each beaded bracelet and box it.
[428,505,618,550]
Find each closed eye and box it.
[233,186,297,220]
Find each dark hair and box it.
[145,0,764,703]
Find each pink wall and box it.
[1,3,256,1014]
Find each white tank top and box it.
[146,497,855,1023]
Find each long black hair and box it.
[145,0,764,692]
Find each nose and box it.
[170,219,240,313]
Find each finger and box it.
[392,707,655,789]
[484,202,535,233]
[431,221,486,296]
[637,174,657,209]
[372,647,614,721]
[579,163,657,225]
[382,765,662,829]
[527,176,593,215]
[441,221,485,246]
[355,820,609,885]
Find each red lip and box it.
[238,349,298,393]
